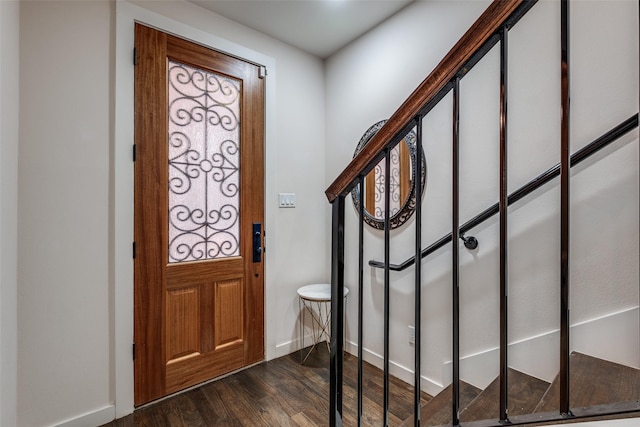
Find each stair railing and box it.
[327,2,533,425]
[368,115,639,273]
[325,0,639,426]
[326,0,532,427]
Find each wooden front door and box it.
[134,23,265,406]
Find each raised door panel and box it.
[215,279,244,348]
[166,287,200,363]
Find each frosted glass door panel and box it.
[168,60,241,263]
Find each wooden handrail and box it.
[325,0,524,203]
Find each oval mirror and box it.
[351,120,426,230]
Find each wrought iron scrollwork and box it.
[168,60,241,263]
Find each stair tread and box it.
[400,381,481,426]
[401,352,640,426]
[535,352,640,413]
[460,368,550,422]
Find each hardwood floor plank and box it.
[214,377,269,425]
[240,365,306,418]
[341,352,430,424]
[265,357,330,421]
[134,401,171,426]
[187,388,227,424]
[105,415,135,427]
[198,382,237,424]
[290,411,319,427]
[100,347,640,427]
[101,346,428,427]
[165,393,209,427]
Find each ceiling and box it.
[190,0,415,58]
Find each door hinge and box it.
[133,144,137,161]
[133,241,136,259]
[132,343,136,360]
[259,65,267,79]
[133,47,138,66]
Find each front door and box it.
[133,23,265,406]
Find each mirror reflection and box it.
[351,120,426,230]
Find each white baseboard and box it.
[278,336,444,396]
[51,405,115,427]
[275,338,300,358]
[275,317,347,360]
[344,340,444,397]
[274,333,318,359]
[273,307,638,398]
[443,306,639,390]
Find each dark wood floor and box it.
[102,349,640,427]
[101,346,430,427]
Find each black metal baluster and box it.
[452,77,461,427]
[358,176,365,427]
[368,115,638,274]
[559,0,572,418]
[384,149,391,427]
[499,24,510,424]
[330,195,345,427]
[414,117,423,427]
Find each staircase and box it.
[401,352,640,426]
[324,0,639,425]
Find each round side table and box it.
[297,283,349,363]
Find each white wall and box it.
[18,2,112,426]
[326,0,639,395]
[0,1,20,426]
[9,0,639,425]
[17,0,327,426]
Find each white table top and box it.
[297,283,349,301]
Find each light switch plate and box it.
[278,193,296,208]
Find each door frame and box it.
[115,1,277,417]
